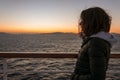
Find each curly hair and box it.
[79,7,112,37]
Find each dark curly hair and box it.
[79,7,112,38]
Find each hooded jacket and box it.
[71,31,117,80]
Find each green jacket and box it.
[71,37,111,80]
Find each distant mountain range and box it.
[0,32,77,35]
[0,32,10,35]
[0,32,14,35]
[0,32,120,36]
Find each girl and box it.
[71,7,117,80]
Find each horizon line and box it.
[0,32,78,34]
[0,31,120,35]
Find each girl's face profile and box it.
[79,20,85,32]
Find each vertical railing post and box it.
[3,58,7,80]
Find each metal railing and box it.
[0,52,120,80]
[0,52,120,58]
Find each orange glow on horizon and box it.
[0,28,119,34]
[0,24,119,34]
[0,25,78,34]
[110,26,120,34]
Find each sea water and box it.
[0,33,120,80]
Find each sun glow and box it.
[0,24,78,34]
[0,0,120,34]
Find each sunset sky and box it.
[0,0,120,33]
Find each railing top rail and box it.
[0,52,120,58]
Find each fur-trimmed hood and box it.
[90,31,117,46]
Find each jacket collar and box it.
[81,37,111,48]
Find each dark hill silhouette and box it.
[0,32,120,37]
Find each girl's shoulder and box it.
[82,37,111,48]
